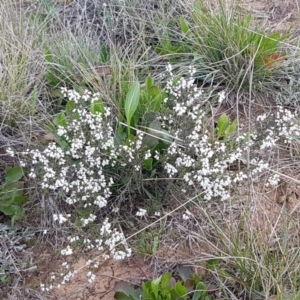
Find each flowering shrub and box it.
[159,65,300,202]
[14,64,300,292]
[22,88,134,290]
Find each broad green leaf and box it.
[45,73,59,87]
[0,204,23,216]
[217,113,229,135]
[144,112,156,123]
[145,76,153,91]
[191,274,201,285]
[11,207,25,226]
[148,121,173,144]
[124,80,140,126]
[179,16,189,35]
[4,167,23,185]
[174,282,187,297]
[143,158,153,171]
[150,94,163,112]
[192,288,202,300]
[66,100,75,113]
[13,195,27,205]
[151,276,161,298]
[3,181,24,191]
[161,272,172,288]
[60,139,71,151]
[192,281,208,300]
[132,111,140,129]
[114,282,141,300]
[11,195,27,205]
[147,86,160,99]
[227,119,237,135]
[0,188,23,202]
[196,281,207,293]
[91,100,104,114]
[56,111,67,127]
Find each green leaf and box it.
[217,113,229,135]
[150,94,163,112]
[100,45,109,63]
[143,158,153,171]
[144,112,157,123]
[206,258,220,271]
[227,119,237,135]
[0,204,23,217]
[142,187,156,201]
[132,111,140,129]
[114,291,135,300]
[91,100,104,115]
[150,276,161,298]
[11,195,27,205]
[4,167,23,185]
[161,273,172,288]
[2,181,24,192]
[147,86,160,99]
[124,81,140,136]
[45,72,59,87]
[145,76,153,91]
[191,274,201,285]
[192,288,202,300]
[174,282,187,297]
[192,281,209,300]
[114,282,141,300]
[44,48,53,63]
[66,100,75,113]
[179,16,190,35]
[56,111,67,127]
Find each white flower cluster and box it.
[136,208,147,217]
[257,108,300,147]
[275,107,300,143]
[182,209,193,220]
[266,174,280,186]
[26,89,118,226]
[23,89,136,291]
[161,65,300,201]
[162,70,249,200]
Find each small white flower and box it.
[136,208,147,217]
[61,246,73,256]
[6,147,14,157]
[182,210,192,220]
[218,91,226,103]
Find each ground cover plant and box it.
[2,0,300,299]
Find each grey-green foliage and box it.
[0,224,35,285]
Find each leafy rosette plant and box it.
[114,266,212,300]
